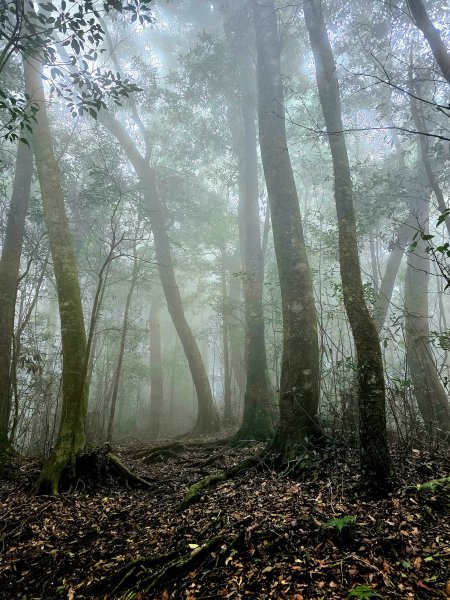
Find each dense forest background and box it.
[0,0,449,598]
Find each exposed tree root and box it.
[90,534,233,598]
[105,452,153,488]
[128,438,232,462]
[180,436,328,509]
[32,447,154,495]
[180,453,263,509]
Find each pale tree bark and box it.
[374,212,417,333]
[227,253,246,398]
[24,56,88,494]
[253,0,320,461]
[98,111,219,434]
[404,192,450,440]
[220,253,233,423]
[224,4,274,441]
[148,286,164,440]
[0,137,33,458]
[407,0,450,84]
[304,0,393,492]
[107,243,139,443]
[56,37,219,435]
[404,92,450,440]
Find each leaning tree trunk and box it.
[97,111,219,435]
[56,40,218,436]
[148,287,164,440]
[407,0,450,85]
[253,0,320,461]
[225,4,274,441]
[374,212,416,333]
[0,137,33,458]
[24,56,88,494]
[304,0,393,493]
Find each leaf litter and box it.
[0,439,448,599]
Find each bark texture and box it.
[404,203,450,440]
[97,111,219,434]
[407,0,450,84]
[107,247,139,443]
[0,137,33,457]
[225,4,274,441]
[304,0,393,492]
[253,0,320,460]
[148,288,164,440]
[24,56,88,494]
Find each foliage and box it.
[325,515,356,532]
[348,584,381,599]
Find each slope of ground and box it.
[0,438,449,599]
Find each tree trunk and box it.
[304,0,393,492]
[24,56,88,494]
[220,254,233,423]
[225,8,274,441]
[404,193,450,440]
[374,212,417,333]
[253,0,320,461]
[407,0,450,84]
[403,88,450,439]
[226,253,246,399]
[107,247,139,443]
[0,137,33,457]
[97,111,219,435]
[148,287,164,440]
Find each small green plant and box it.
[417,476,450,492]
[348,584,381,599]
[325,514,356,532]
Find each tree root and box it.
[90,534,232,598]
[32,447,154,495]
[105,452,153,488]
[128,438,232,462]
[180,453,263,509]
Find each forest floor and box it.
[0,436,449,599]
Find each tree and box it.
[303,0,393,492]
[107,236,139,443]
[23,55,88,494]
[407,0,450,85]
[253,0,321,461]
[148,286,164,440]
[224,3,274,442]
[0,135,33,458]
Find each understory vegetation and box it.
[0,0,449,598]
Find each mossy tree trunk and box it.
[24,56,88,494]
[253,0,320,461]
[148,287,164,440]
[304,0,393,492]
[225,4,274,442]
[0,137,33,459]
